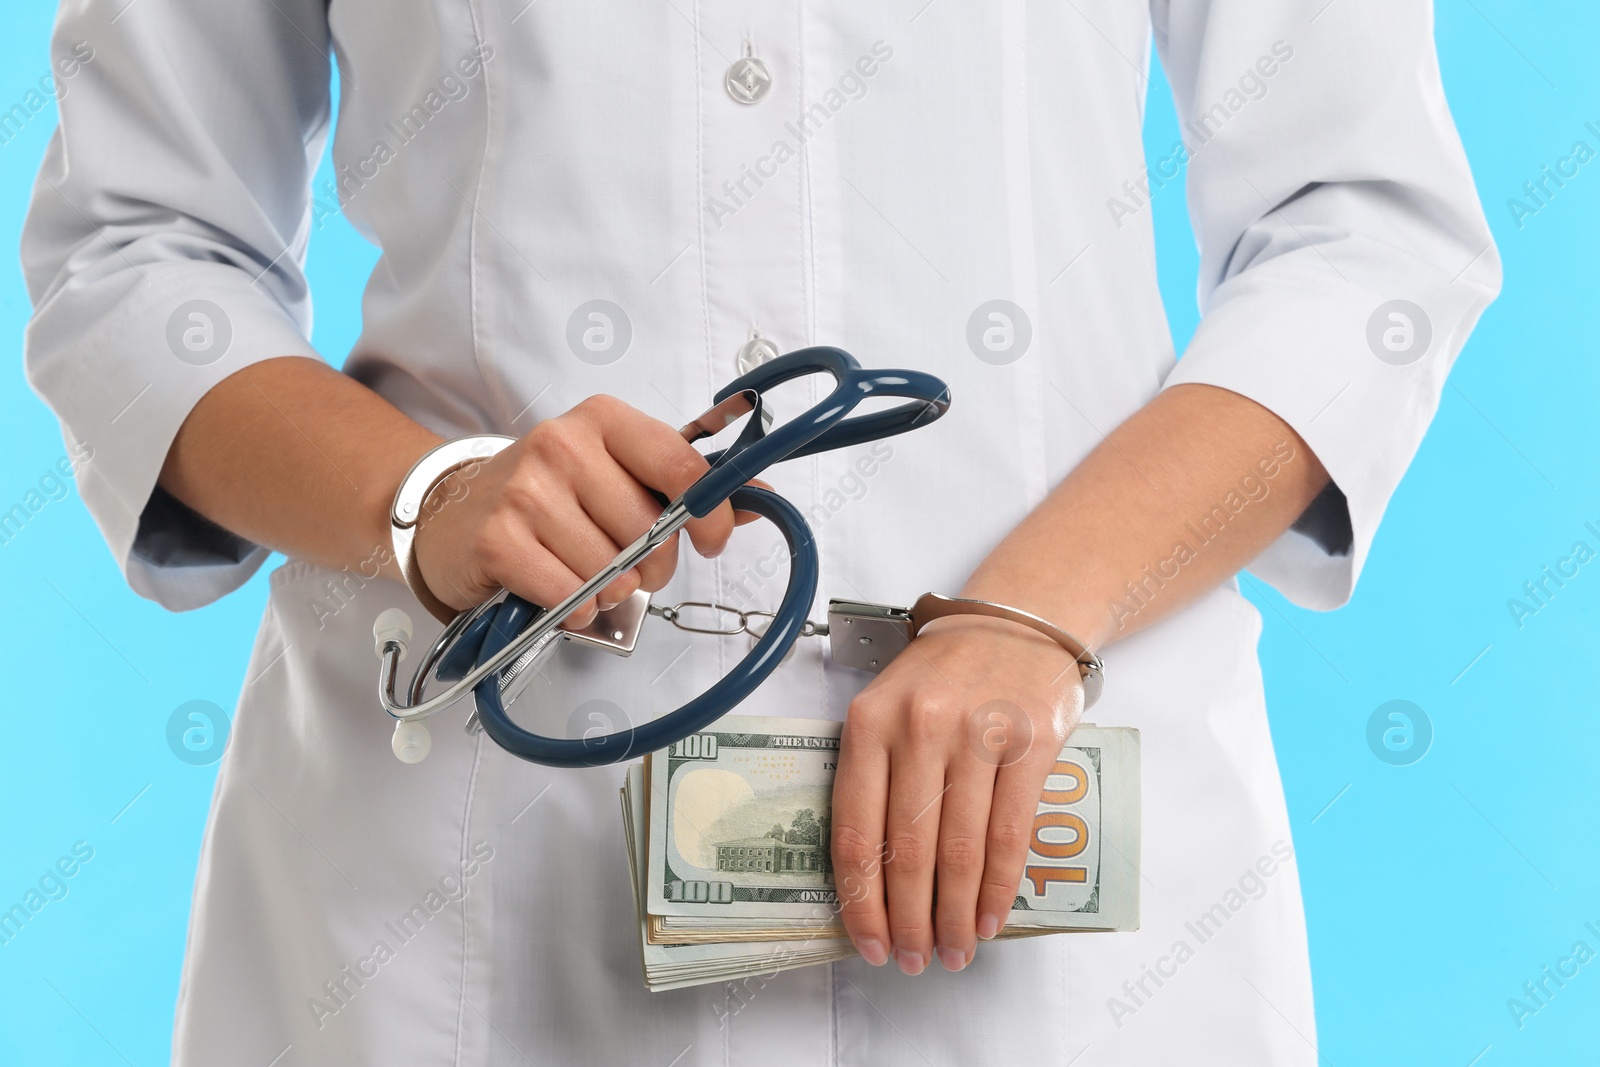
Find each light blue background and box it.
[1,3,1595,1064]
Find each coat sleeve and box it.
[21,0,332,611]
[1148,0,1500,610]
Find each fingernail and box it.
[857,938,888,967]
[597,598,619,611]
[894,949,926,976]
[977,914,1000,940]
[936,946,968,972]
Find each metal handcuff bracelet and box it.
[373,347,1103,767]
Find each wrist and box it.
[917,612,1083,687]
[369,429,447,583]
[910,590,1105,708]
[385,433,516,622]
[956,571,1112,655]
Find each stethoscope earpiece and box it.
[373,607,414,661]
[391,719,431,764]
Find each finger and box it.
[932,750,997,972]
[589,398,735,557]
[477,523,603,630]
[830,703,893,968]
[680,500,737,558]
[594,569,641,613]
[624,532,680,596]
[570,458,683,594]
[572,449,667,542]
[974,739,1065,941]
[500,488,631,627]
[881,702,953,976]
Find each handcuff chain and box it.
[648,600,827,639]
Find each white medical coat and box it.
[23,0,1497,1063]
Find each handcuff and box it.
[373,347,1103,767]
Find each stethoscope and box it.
[373,347,952,768]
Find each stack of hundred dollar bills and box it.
[619,715,1140,991]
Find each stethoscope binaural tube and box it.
[467,485,819,767]
[680,347,950,518]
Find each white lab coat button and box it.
[737,334,781,374]
[725,54,772,104]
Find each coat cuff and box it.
[1160,250,1495,612]
[27,261,320,611]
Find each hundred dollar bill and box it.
[622,765,855,991]
[1003,723,1140,932]
[641,715,1139,938]
[626,765,1009,990]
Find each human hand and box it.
[411,395,762,625]
[830,614,1085,974]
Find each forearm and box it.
[960,383,1330,651]
[157,356,442,580]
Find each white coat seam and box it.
[692,2,712,397]
[451,732,486,1065]
[828,961,839,1066]
[799,5,816,348]
[796,0,828,742]
[1063,901,1072,1059]
[694,10,732,1049]
[691,0,726,686]
[462,0,512,432]
[1014,0,1049,508]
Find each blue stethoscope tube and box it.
[682,347,948,517]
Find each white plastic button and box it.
[726,53,772,104]
[737,334,781,375]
